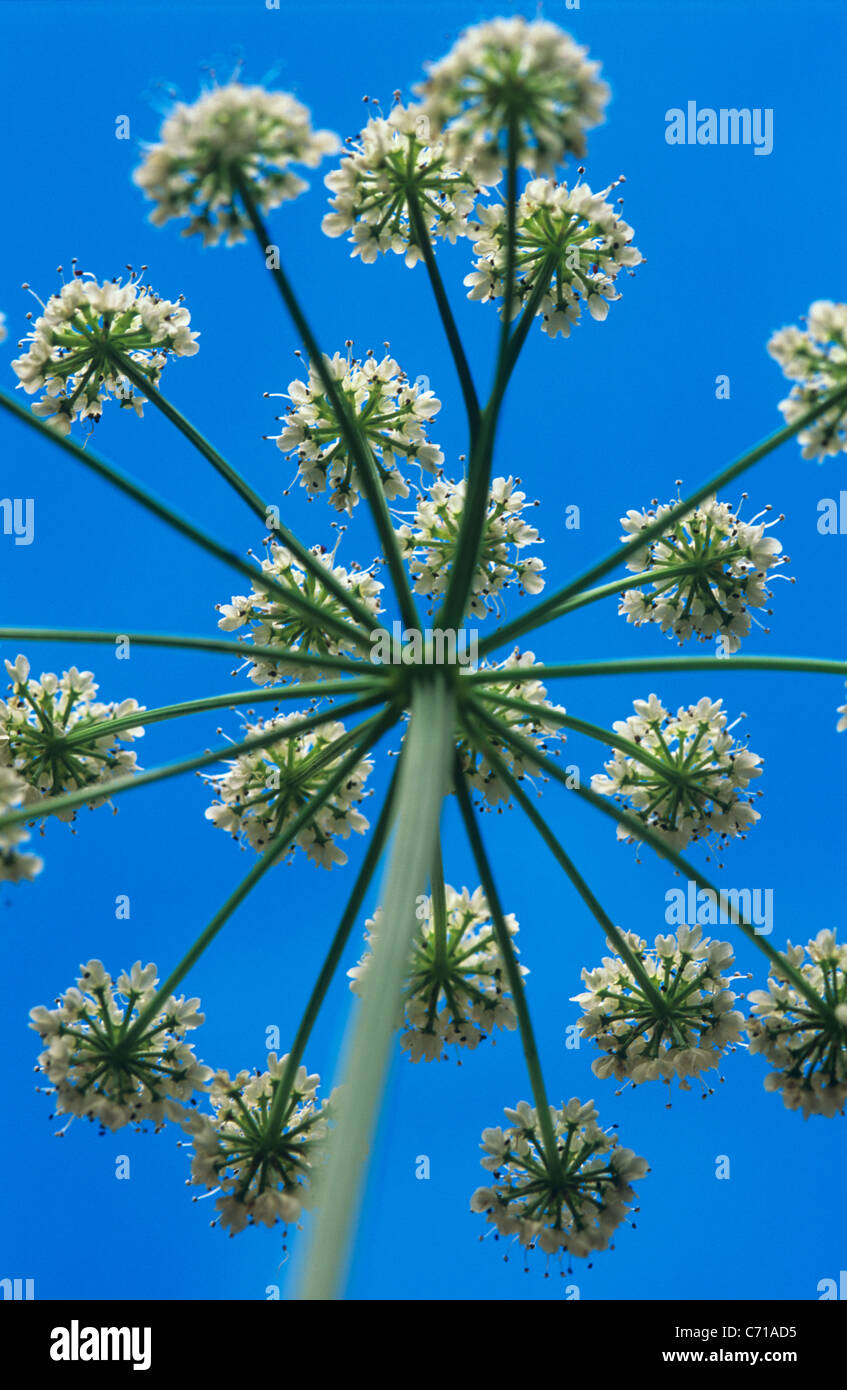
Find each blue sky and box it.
[1,0,845,1301]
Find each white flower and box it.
[0,311,6,344]
[768,301,847,459]
[573,927,744,1087]
[471,1097,647,1259]
[465,177,640,336]
[30,960,211,1131]
[348,884,525,1061]
[416,18,609,178]
[270,349,443,514]
[836,683,847,732]
[747,930,847,1118]
[11,272,198,433]
[204,715,372,868]
[457,649,566,806]
[182,1054,330,1233]
[397,474,544,616]
[0,765,43,882]
[217,541,382,684]
[134,82,339,246]
[618,494,789,652]
[323,103,482,265]
[0,656,144,820]
[591,694,762,852]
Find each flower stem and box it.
[463,655,847,683]
[297,673,454,1300]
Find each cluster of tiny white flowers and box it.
[0,655,144,820]
[270,349,443,514]
[30,960,210,1132]
[457,649,566,807]
[471,1097,647,1257]
[618,494,788,652]
[348,884,524,1062]
[181,1054,331,1234]
[416,18,609,179]
[11,272,198,434]
[216,541,383,684]
[134,82,339,246]
[573,926,744,1087]
[323,103,481,265]
[747,930,847,1118]
[204,715,372,868]
[768,301,847,460]
[396,475,544,616]
[0,766,43,883]
[837,684,847,733]
[591,694,762,853]
[465,177,640,337]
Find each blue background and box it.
[0,0,845,1301]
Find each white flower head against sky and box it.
[769,300,847,459]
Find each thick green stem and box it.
[298,673,454,1300]
[453,757,561,1171]
[477,378,847,657]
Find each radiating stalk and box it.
[297,673,454,1300]
[465,655,847,683]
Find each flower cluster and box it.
[456,650,566,807]
[348,884,524,1062]
[270,350,443,513]
[396,475,544,616]
[216,541,382,684]
[30,960,210,1132]
[747,930,847,1118]
[618,495,788,652]
[134,82,338,246]
[416,18,609,178]
[471,1098,647,1257]
[204,715,372,868]
[0,655,144,819]
[0,766,43,883]
[591,694,762,853]
[11,272,198,433]
[465,177,640,337]
[323,104,481,265]
[768,301,847,459]
[182,1054,331,1233]
[573,926,744,1087]
[838,684,847,733]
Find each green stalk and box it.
[0,390,373,654]
[477,377,847,657]
[463,655,847,683]
[298,672,454,1300]
[430,831,448,972]
[125,708,395,1042]
[233,172,420,632]
[453,757,561,1170]
[265,766,400,1138]
[0,693,389,833]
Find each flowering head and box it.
[323,103,481,264]
[591,694,762,853]
[465,176,640,336]
[456,650,566,807]
[11,271,198,433]
[396,474,544,616]
[348,884,524,1062]
[618,494,789,652]
[270,349,443,514]
[0,766,43,882]
[182,1055,330,1233]
[217,541,382,684]
[30,960,210,1132]
[134,82,338,246]
[768,301,847,459]
[573,926,744,1088]
[416,19,609,178]
[0,655,144,819]
[747,930,847,1118]
[471,1097,647,1258]
[204,714,372,868]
